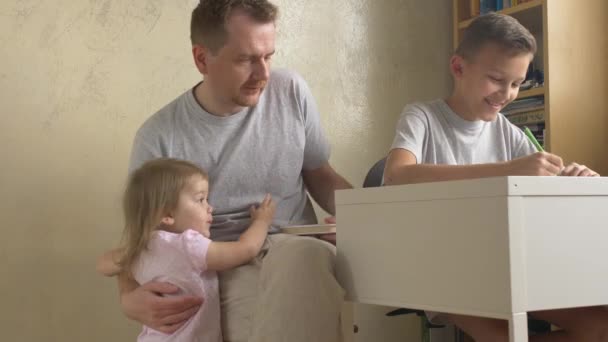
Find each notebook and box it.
[280,223,336,236]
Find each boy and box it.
[384,13,606,341]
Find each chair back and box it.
[363,158,386,188]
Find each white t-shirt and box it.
[129,69,330,242]
[390,99,536,164]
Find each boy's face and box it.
[193,10,276,114]
[169,175,213,238]
[452,43,533,121]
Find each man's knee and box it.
[275,236,335,263]
[264,236,337,280]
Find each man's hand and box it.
[121,281,203,334]
[507,152,564,176]
[559,163,599,177]
[318,216,336,245]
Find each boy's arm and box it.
[96,248,123,276]
[384,149,565,185]
[206,195,276,271]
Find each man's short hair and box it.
[456,12,537,60]
[191,0,278,53]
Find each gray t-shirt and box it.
[130,69,330,241]
[390,99,536,164]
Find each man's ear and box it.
[449,54,465,79]
[193,45,211,75]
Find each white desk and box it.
[336,176,608,342]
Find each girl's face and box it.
[168,174,213,238]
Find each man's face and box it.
[455,43,532,121]
[197,12,276,112]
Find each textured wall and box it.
[0,1,451,341]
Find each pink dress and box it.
[133,229,221,342]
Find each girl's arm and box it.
[96,248,123,276]
[206,194,276,271]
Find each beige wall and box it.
[0,1,451,341]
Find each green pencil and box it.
[523,126,544,152]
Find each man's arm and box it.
[302,162,353,216]
[117,273,203,333]
[384,148,565,185]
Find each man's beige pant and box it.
[219,233,345,342]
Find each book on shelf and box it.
[280,223,336,236]
[480,0,496,14]
[503,105,544,116]
[505,109,545,126]
[519,123,545,148]
[468,0,513,18]
[470,0,480,16]
[521,122,544,131]
[502,96,544,115]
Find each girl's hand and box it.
[250,194,276,225]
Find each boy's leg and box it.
[531,306,608,342]
[250,234,345,342]
[446,306,608,342]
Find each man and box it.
[118,1,352,341]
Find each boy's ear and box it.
[449,55,465,78]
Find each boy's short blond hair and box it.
[456,12,537,60]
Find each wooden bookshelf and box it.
[453,0,608,174]
[458,0,542,29]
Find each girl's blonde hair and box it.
[118,158,208,276]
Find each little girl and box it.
[97,158,275,341]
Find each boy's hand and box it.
[250,194,276,225]
[508,152,564,176]
[559,162,599,177]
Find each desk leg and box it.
[509,313,528,342]
[341,302,355,342]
